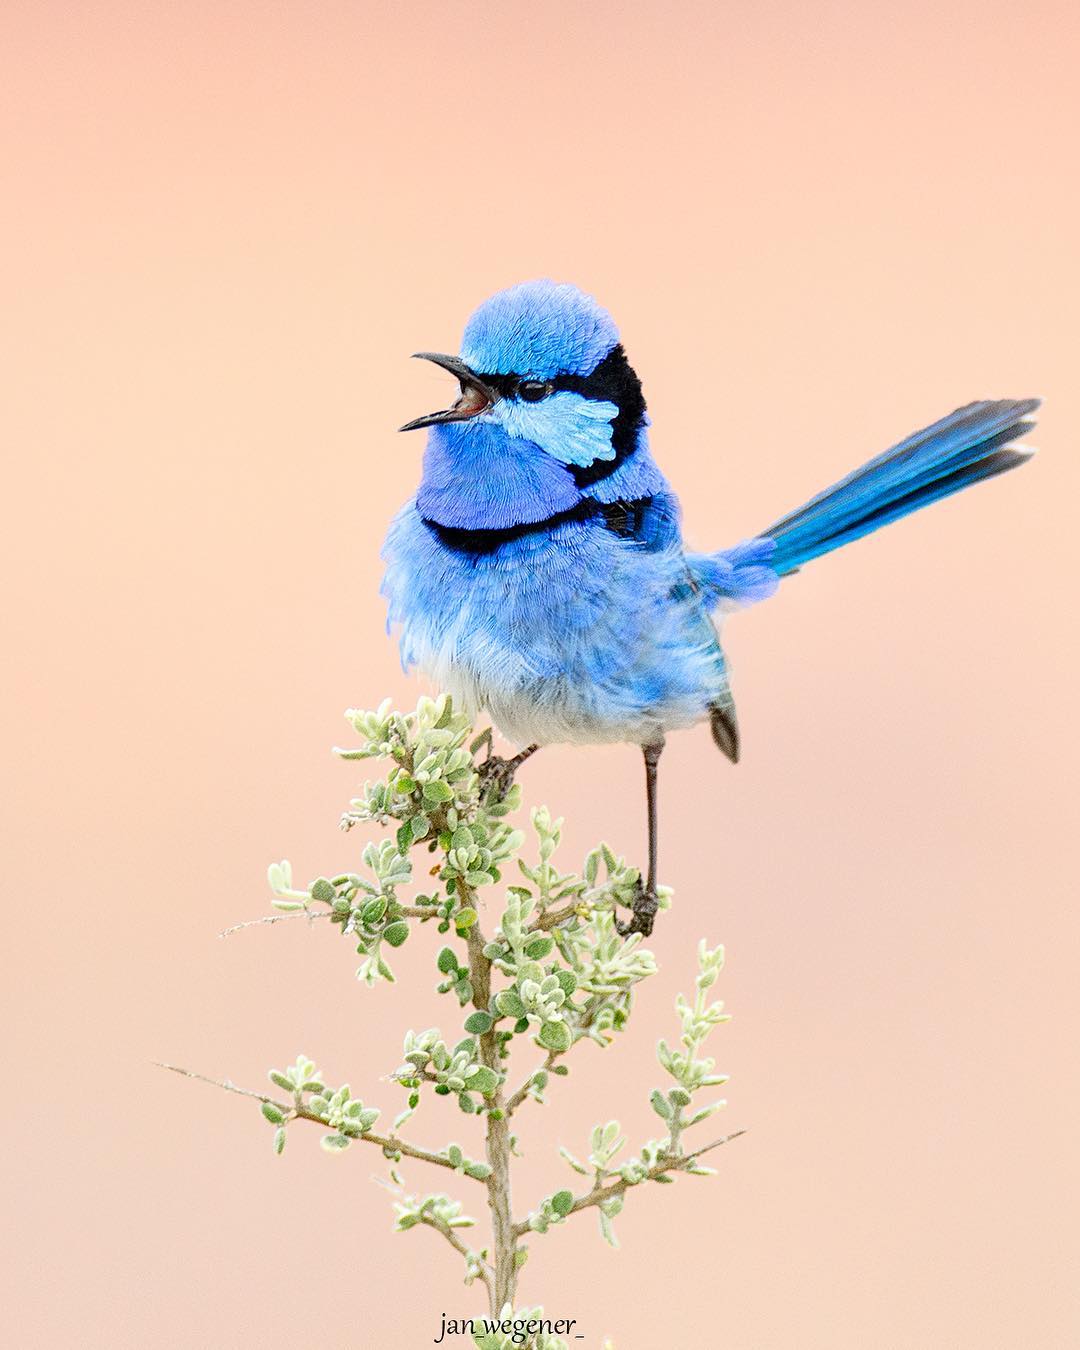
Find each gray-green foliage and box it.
[218,695,736,1344]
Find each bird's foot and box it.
[475,741,538,804]
[616,878,660,938]
[476,754,522,804]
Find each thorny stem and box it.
[154,1063,478,1179]
[510,1130,746,1239]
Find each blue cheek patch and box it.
[497,392,619,469]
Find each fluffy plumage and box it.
[460,279,619,379]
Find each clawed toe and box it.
[476,755,518,803]
[475,742,538,804]
[616,879,660,938]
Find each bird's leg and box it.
[476,739,539,803]
[618,737,665,938]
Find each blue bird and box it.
[383,280,1037,935]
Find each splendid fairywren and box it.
[383,280,1036,935]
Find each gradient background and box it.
[4,2,1078,1346]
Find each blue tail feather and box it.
[762,399,1038,577]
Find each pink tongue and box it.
[455,385,489,416]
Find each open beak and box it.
[398,353,498,432]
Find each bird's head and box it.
[400,283,649,531]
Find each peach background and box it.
[4,2,1078,1346]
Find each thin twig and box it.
[155,1062,482,1180]
[219,903,436,939]
[218,911,333,938]
[504,1052,559,1116]
[532,899,585,931]
[510,1130,746,1238]
[419,1214,494,1302]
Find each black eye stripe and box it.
[476,345,644,408]
[474,345,647,487]
[479,372,521,399]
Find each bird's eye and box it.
[518,380,551,403]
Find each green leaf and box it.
[454,907,478,931]
[559,1146,589,1175]
[273,1127,286,1155]
[551,1189,574,1217]
[495,990,525,1019]
[310,877,335,903]
[555,968,577,996]
[320,1134,350,1152]
[538,1020,572,1053]
[260,1101,285,1125]
[383,920,410,947]
[422,780,453,804]
[395,774,416,794]
[464,1065,500,1096]
[268,1071,293,1091]
[464,1011,494,1035]
[436,946,458,975]
[650,1089,673,1120]
[361,896,388,924]
[410,813,430,842]
[523,935,554,960]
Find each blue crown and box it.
[460,280,619,380]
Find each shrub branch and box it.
[163,695,740,1345]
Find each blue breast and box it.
[382,487,731,742]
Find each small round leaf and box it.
[551,1189,574,1217]
[383,920,410,948]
